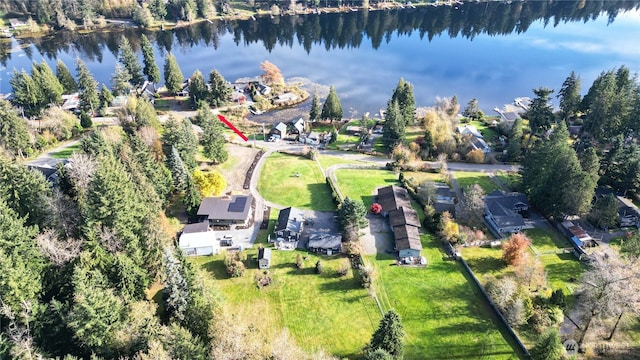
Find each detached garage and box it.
[179,222,218,256]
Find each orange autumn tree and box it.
[260,60,284,86]
[502,232,531,266]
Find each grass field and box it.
[495,171,522,192]
[405,126,423,144]
[370,233,516,359]
[193,249,381,358]
[50,142,81,159]
[461,227,584,295]
[334,168,399,207]
[470,120,500,143]
[453,171,500,193]
[316,154,365,169]
[402,170,443,184]
[258,152,335,211]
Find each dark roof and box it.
[434,201,456,215]
[377,185,412,212]
[491,214,525,228]
[275,207,305,233]
[182,222,209,234]
[258,247,272,261]
[389,207,421,228]
[393,225,422,251]
[197,195,253,221]
[485,191,529,213]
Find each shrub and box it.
[337,258,350,277]
[295,253,303,269]
[360,264,374,289]
[315,260,323,274]
[80,112,93,129]
[370,203,382,215]
[224,252,246,278]
[502,233,531,267]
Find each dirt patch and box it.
[203,144,261,193]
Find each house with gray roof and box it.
[308,234,342,255]
[178,222,217,256]
[377,185,412,216]
[197,195,253,227]
[484,190,529,238]
[393,224,422,258]
[274,207,305,241]
[377,185,423,259]
[389,207,421,228]
[456,125,483,139]
[289,118,305,135]
[270,122,288,139]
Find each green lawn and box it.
[370,233,516,359]
[461,227,585,295]
[402,170,443,184]
[470,120,499,143]
[334,168,399,207]
[192,249,381,358]
[495,171,522,192]
[49,142,81,159]
[453,171,500,193]
[405,126,423,144]
[316,154,365,169]
[258,152,335,211]
[524,228,571,253]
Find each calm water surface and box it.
[1,1,639,115]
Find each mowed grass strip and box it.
[524,228,571,252]
[453,171,500,193]
[370,233,515,359]
[50,142,81,159]
[193,249,380,358]
[317,154,365,169]
[335,168,399,207]
[258,152,335,211]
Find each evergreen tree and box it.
[164,54,184,95]
[183,172,202,217]
[521,122,598,218]
[197,106,228,164]
[309,90,321,121]
[530,329,564,360]
[162,116,198,170]
[10,69,42,117]
[167,146,189,191]
[76,58,99,113]
[589,194,619,229]
[0,158,51,227]
[208,69,231,107]
[188,70,208,106]
[382,100,405,152]
[133,98,160,129]
[0,199,44,323]
[557,70,581,120]
[149,0,167,21]
[321,85,343,123]
[364,348,393,360]
[391,78,415,125]
[111,63,132,97]
[118,36,145,87]
[99,84,114,109]
[525,87,555,141]
[337,197,368,229]
[56,59,78,94]
[462,98,482,121]
[33,60,64,107]
[163,249,189,321]
[366,309,405,359]
[0,99,32,157]
[506,118,523,161]
[80,111,93,128]
[140,34,161,83]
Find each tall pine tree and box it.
[321,85,343,123]
[366,309,405,359]
[382,100,405,152]
[140,34,161,83]
[56,59,77,93]
[309,90,321,122]
[208,69,231,107]
[76,58,99,113]
[164,53,184,95]
[118,36,145,87]
[557,71,581,121]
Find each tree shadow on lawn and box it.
[541,253,583,284]
[319,276,362,293]
[306,183,336,211]
[199,258,228,279]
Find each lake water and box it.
[1,1,639,116]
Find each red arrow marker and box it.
[217,114,248,142]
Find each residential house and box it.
[422,182,456,215]
[470,137,492,154]
[274,207,305,242]
[178,222,217,256]
[273,92,298,105]
[456,125,483,139]
[377,185,423,259]
[377,185,412,216]
[289,118,305,135]
[231,91,246,104]
[246,81,271,96]
[498,111,520,124]
[346,126,364,135]
[197,195,253,227]
[8,19,26,30]
[139,81,159,102]
[484,190,529,238]
[61,93,80,111]
[26,158,70,184]
[258,247,272,269]
[308,234,342,255]
[270,122,288,139]
[301,131,320,145]
[393,224,422,258]
[176,79,190,97]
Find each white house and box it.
[178,222,217,256]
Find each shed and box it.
[258,248,272,269]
